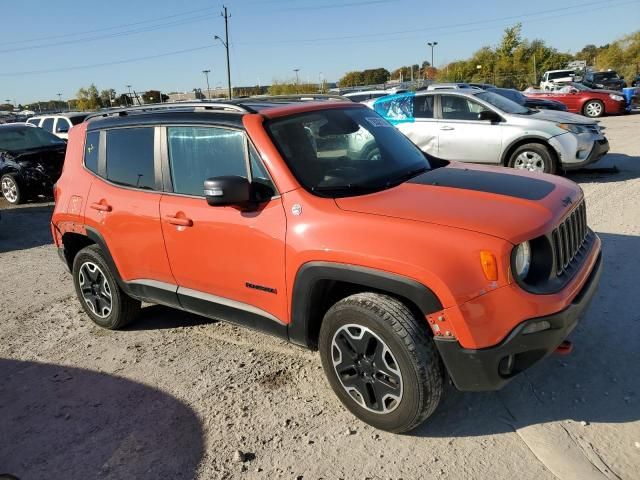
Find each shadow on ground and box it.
[0,359,204,479]
[414,231,640,437]
[0,204,54,253]
[567,152,640,184]
[126,304,215,331]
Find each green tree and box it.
[76,84,100,111]
[99,89,117,107]
[338,71,364,87]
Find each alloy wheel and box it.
[585,102,603,117]
[1,177,18,203]
[513,151,545,173]
[78,262,112,318]
[331,324,403,414]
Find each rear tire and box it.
[318,292,444,433]
[1,174,23,205]
[582,100,604,118]
[72,245,141,329]
[508,143,557,174]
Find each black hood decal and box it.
[409,167,556,200]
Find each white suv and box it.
[26,113,88,140]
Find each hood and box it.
[335,164,582,244]
[528,109,597,124]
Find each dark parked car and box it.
[0,124,66,204]
[582,71,627,91]
[487,88,568,111]
[631,75,640,87]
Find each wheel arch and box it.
[288,262,443,350]
[501,136,559,167]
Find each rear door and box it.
[436,94,502,164]
[40,117,54,133]
[84,126,175,285]
[54,118,72,140]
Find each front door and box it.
[159,125,288,327]
[436,94,503,164]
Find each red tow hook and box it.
[555,340,573,355]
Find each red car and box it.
[525,82,627,118]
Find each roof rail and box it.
[85,101,252,121]
[245,94,351,102]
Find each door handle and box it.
[90,202,112,212]
[164,215,193,227]
[440,126,455,131]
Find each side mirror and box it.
[477,110,501,122]
[204,176,251,207]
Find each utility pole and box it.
[294,68,300,92]
[126,85,132,106]
[427,42,438,80]
[533,53,537,87]
[214,6,232,100]
[202,69,211,99]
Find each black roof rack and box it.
[84,95,352,121]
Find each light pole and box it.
[476,65,484,84]
[202,69,211,99]
[427,41,438,80]
[126,85,132,106]
[294,69,300,92]
[214,35,232,99]
[57,93,62,112]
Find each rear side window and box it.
[41,117,54,132]
[413,96,434,118]
[84,131,100,174]
[167,126,247,196]
[105,128,155,190]
[27,118,40,126]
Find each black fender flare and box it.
[288,262,443,348]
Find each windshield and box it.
[266,107,431,197]
[0,126,66,152]
[548,71,574,80]
[595,72,619,80]
[475,91,529,114]
[488,88,525,105]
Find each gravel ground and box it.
[1,114,639,480]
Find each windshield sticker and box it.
[365,117,392,128]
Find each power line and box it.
[0,45,213,76]
[2,6,215,47]
[0,13,217,54]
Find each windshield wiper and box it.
[385,166,428,188]
[312,184,380,194]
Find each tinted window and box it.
[84,131,99,173]
[26,118,40,126]
[440,95,488,120]
[41,117,54,132]
[56,118,71,133]
[167,127,247,196]
[548,71,574,80]
[0,125,66,152]
[413,95,434,118]
[106,128,155,190]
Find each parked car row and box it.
[524,82,628,118]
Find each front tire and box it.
[1,174,23,205]
[508,143,557,174]
[72,245,141,329]
[319,292,444,433]
[583,100,604,118]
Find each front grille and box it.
[551,201,588,276]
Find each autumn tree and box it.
[76,84,100,111]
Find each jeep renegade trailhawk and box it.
[51,98,602,433]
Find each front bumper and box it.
[435,251,602,391]
[562,138,609,170]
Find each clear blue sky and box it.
[2,0,639,104]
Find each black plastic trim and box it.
[289,262,443,348]
[436,251,602,391]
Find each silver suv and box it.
[365,90,609,174]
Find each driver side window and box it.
[441,95,488,121]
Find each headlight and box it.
[609,94,624,101]
[557,123,588,134]
[514,241,531,278]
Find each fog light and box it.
[522,320,551,335]
[499,355,515,376]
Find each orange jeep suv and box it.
[51,98,602,433]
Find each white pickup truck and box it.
[540,69,581,91]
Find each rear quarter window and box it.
[84,131,100,174]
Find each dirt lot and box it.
[1,115,639,480]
